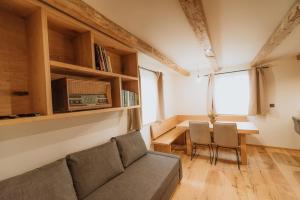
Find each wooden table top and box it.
[177,120,259,135]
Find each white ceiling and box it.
[84,0,211,72]
[84,0,298,73]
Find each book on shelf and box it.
[94,44,112,72]
[122,90,139,107]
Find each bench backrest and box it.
[177,115,209,123]
[177,115,248,122]
[150,116,179,140]
[216,115,248,122]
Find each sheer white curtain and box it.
[214,71,250,115]
[140,69,158,125]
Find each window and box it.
[140,69,158,125]
[214,71,250,115]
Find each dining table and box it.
[176,120,259,165]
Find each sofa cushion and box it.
[84,152,181,200]
[112,131,147,167]
[0,159,77,200]
[67,141,124,200]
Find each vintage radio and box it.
[51,78,112,112]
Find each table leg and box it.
[239,135,247,165]
[186,130,191,155]
[153,144,172,153]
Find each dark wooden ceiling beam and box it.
[40,0,190,76]
[179,0,220,71]
[251,0,300,66]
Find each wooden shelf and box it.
[0,106,140,127]
[50,60,138,81]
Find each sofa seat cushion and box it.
[0,159,77,200]
[112,131,147,167]
[84,152,181,200]
[67,141,124,200]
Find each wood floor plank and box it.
[171,146,300,200]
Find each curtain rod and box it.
[139,66,158,74]
[204,66,269,76]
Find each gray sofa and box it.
[0,132,182,200]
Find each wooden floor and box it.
[171,145,300,200]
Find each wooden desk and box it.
[177,120,259,165]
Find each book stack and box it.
[94,44,112,72]
[122,90,139,107]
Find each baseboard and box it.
[247,143,300,151]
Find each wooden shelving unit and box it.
[0,0,140,127]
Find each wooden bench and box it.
[151,115,248,154]
[150,116,187,153]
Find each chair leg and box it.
[214,146,219,165]
[235,148,240,170]
[208,145,212,164]
[191,144,196,161]
[190,144,193,160]
[211,144,214,164]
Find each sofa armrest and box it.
[147,151,182,180]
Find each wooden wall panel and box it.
[48,28,76,64]
[0,9,31,116]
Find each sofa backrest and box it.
[112,131,147,167]
[66,141,124,200]
[0,159,77,200]
[0,134,149,200]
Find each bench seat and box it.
[152,127,187,145]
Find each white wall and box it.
[247,58,300,149]
[0,112,127,181]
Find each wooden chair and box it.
[213,123,240,169]
[189,121,213,164]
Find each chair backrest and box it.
[213,123,238,147]
[189,121,211,144]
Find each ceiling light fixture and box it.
[204,48,215,57]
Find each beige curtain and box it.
[127,70,142,132]
[207,74,216,115]
[248,67,269,115]
[156,72,165,121]
[127,108,142,132]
